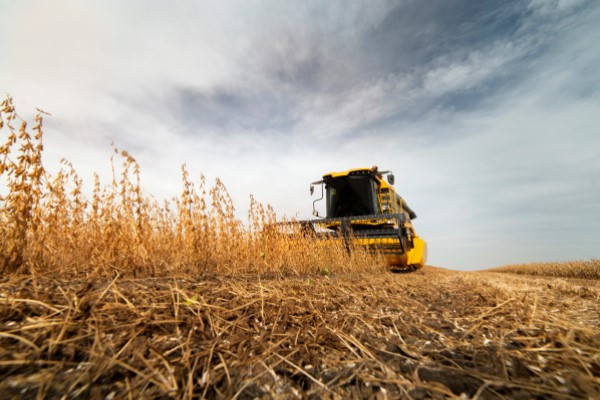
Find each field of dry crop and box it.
[1,98,599,398]
[1,267,599,399]
[488,259,600,280]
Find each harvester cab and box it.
[304,167,427,271]
[311,169,394,218]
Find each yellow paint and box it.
[406,236,428,269]
[319,167,427,270]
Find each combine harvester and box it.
[287,166,427,271]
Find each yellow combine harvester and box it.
[297,166,427,271]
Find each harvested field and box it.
[1,266,599,399]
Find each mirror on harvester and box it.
[310,185,314,195]
[388,174,395,185]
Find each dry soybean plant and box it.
[0,96,385,278]
[489,259,600,280]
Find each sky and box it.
[1,0,599,270]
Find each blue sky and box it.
[1,0,599,270]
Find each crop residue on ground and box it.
[1,267,599,399]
